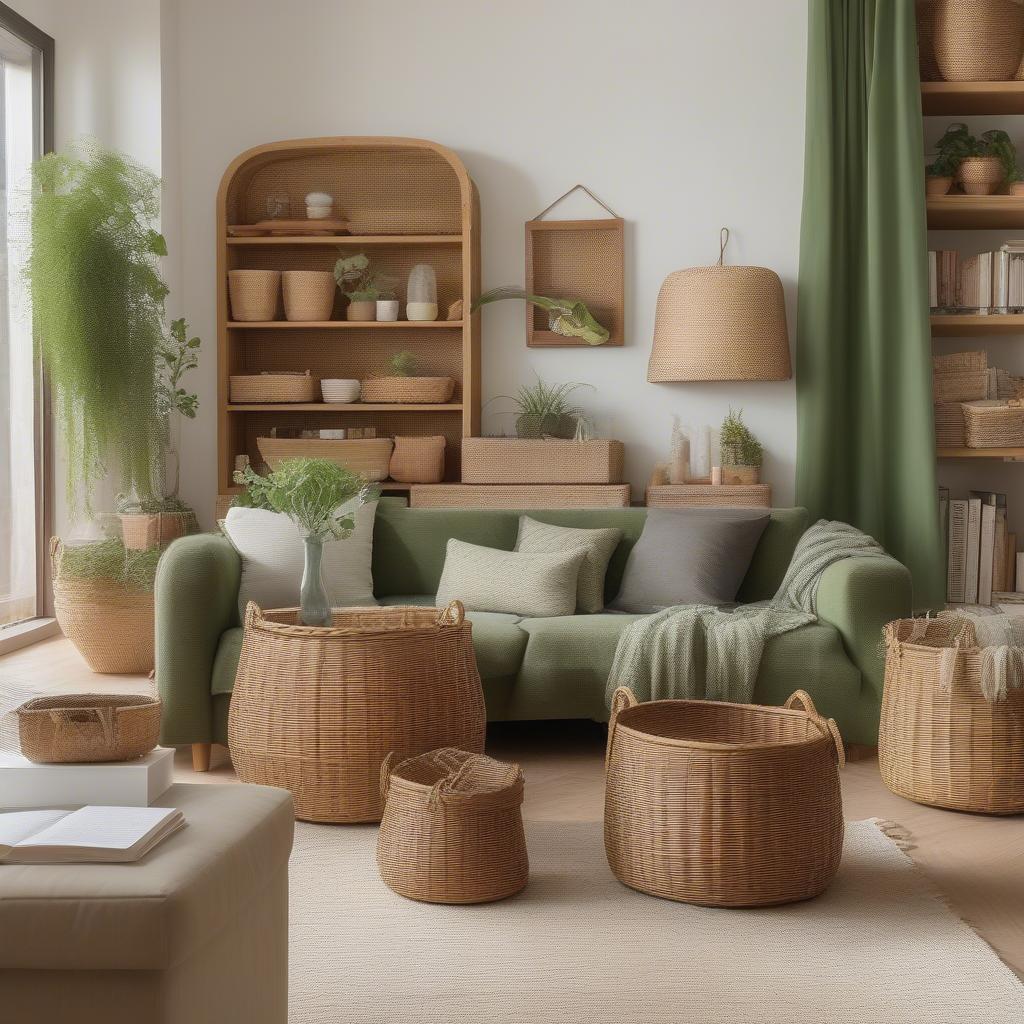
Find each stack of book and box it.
[942,488,1020,605]
[928,249,959,310]
[930,242,1024,313]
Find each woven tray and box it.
[360,376,455,404]
[645,484,771,508]
[409,483,631,508]
[230,371,318,403]
[962,400,1024,448]
[461,438,624,484]
[257,436,394,480]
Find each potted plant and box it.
[497,379,592,439]
[334,252,396,321]
[233,458,377,626]
[473,286,610,345]
[718,408,763,485]
[376,285,400,322]
[359,350,456,404]
[933,123,1021,196]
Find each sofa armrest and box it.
[815,554,912,708]
[155,534,241,746]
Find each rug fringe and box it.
[871,817,916,853]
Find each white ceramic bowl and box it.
[320,378,361,404]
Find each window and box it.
[0,3,52,635]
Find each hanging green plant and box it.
[25,140,168,515]
[472,286,610,346]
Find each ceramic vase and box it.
[300,537,331,627]
[376,299,400,321]
[346,299,376,322]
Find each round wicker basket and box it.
[16,693,161,764]
[604,687,845,907]
[228,269,281,321]
[933,0,1024,82]
[958,156,1005,196]
[377,747,528,903]
[282,270,336,322]
[228,601,486,823]
[229,371,318,404]
[880,618,1024,815]
[359,376,455,404]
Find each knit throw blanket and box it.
[607,520,887,706]
[935,609,1024,702]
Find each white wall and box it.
[166,0,808,523]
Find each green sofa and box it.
[155,502,912,766]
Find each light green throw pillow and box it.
[435,538,584,618]
[514,515,622,614]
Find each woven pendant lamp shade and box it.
[647,230,792,383]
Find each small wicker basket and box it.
[377,747,528,904]
[228,269,281,321]
[360,376,455,404]
[933,0,1024,82]
[257,436,394,481]
[933,368,989,404]
[230,371,318,404]
[962,400,1024,448]
[16,694,161,764]
[282,270,336,321]
[388,435,446,483]
[880,618,1024,814]
[604,687,844,907]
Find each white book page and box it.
[16,806,176,851]
[0,809,69,852]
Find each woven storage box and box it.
[461,438,624,485]
[377,747,528,904]
[282,270,336,321]
[16,694,161,764]
[229,371,318,404]
[410,483,631,508]
[646,483,771,508]
[604,687,845,906]
[257,436,394,481]
[933,0,1024,81]
[360,376,455,404]
[962,400,1024,448]
[228,269,281,321]
[228,601,486,823]
[389,435,446,483]
[880,618,1024,814]
[933,368,989,404]
[934,402,966,447]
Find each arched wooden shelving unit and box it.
[215,136,481,501]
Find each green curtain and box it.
[797,0,943,610]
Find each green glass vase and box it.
[300,536,331,627]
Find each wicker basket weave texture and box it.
[228,269,281,321]
[916,0,942,81]
[933,368,989,404]
[962,400,1024,447]
[359,376,455,404]
[880,618,1024,814]
[228,602,486,823]
[933,0,1024,81]
[377,747,528,904]
[16,694,161,764]
[958,156,1006,196]
[409,483,631,509]
[282,270,336,322]
[230,372,319,404]
[645,484,772,508]
[389,435,446,483]
[933,350,987,373]
[461,439,624,485]
[604,688,845,907]
[934,402,966,447]
[256,436,394,481]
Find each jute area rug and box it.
[290,819,1024,1024]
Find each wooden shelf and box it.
[937,447,1024,460]
[227,403,463,413]
[931,314,1024,336]
[227,320,464,329]
[921,81,1024,117]
[226,234,462,246]
[927,196,1024,230]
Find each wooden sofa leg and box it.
[192,743,213,772]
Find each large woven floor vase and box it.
[228,601,485,823]
[880,618,1024,815]
[604,688,845,907]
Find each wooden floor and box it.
[3,636,1023,978]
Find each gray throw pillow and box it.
[610,508,770,613]
[514,516,622,614]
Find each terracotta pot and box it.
[926,175,953,197]
[934,0,1024,82]
[958,156,1005,196]
[345,299,376,322]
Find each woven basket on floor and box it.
[282,270,336,321]
[228,601,486,823]
[389,435,446,483]
[880,618,1024,814]
[229,371,318,404]
[16,694,161,764]
[934,402,966,447]
[228,269,281,321]
[962,400,1024,447]
[257,436,394,481]
[359,376,455,404]
[933,0,1024,81]
[461,438,625,485]
[604,687,845,907]
[377,747,528,903]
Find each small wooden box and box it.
[645,484,772,508]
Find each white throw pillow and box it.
[435,538,584,618]
[223,501,378,619]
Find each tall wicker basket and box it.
[377,747,528,904]
[228,601,486,823]
[604,687,845,907]
[880,618,1024,815]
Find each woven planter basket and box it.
[16,693,161,764]
[51,539,154,675]
[933,368,989,404]
[934,401,966,447]
[282,270,336,321]
[461,438,625,485]
[880,618,1024,814]
[645,483,772,508]
[933,0,1024,81]
[958,156,1006,196]
[119,511,193,551]
[604,687,845,907]
[377,747,528,904]
[228,601,486,823]
[257,436,394,481]
[228,269,281,321]
[230,371,318,404]
[359,376,455,404]
[389,435,446,483]
[962,400,1024,447]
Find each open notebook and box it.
[0,806,185,864]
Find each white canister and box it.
[376,299,400,322]
[305,191,333,220]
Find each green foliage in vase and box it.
[719,408,763,468]
[333,252,397,301]
[929,123,1020,183]
[158,318,201,421]
[498,378,593,439]
[233,458,378,541]
[26,140,168,514]
[472,286,610,345]
[58,538,161,592]
[389,350,417,377]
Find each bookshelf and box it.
[927,196,1024,231]
[931,314,1024,337]
[921,81,1024,117]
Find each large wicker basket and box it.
[257,436,394,481]
[229,371,318,404]
[377,747,528,904]
[933,0,1024,82]
[16,694,161,764]
[228,601,486,823]
[962,400,1024,448]
[360,376,455,404]
[932,349,989,404]
[461,438,624,485]
[880,618,1024,814]
[604,687,845,907]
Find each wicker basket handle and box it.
[49,535,63,575]
[243,600,262,631]
[437,599,465,627]
[606,686,637,767]
[379,751,399,804]
[784,690,845,768]
[48,705,117,747]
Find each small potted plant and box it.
[334,252,396,321]
[359,350,456,404]
[499,379,592,439]
[934,123,1021,196]
[718,408,763,485]
[376,285,400,322]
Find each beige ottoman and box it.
[0,783,293,1024]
